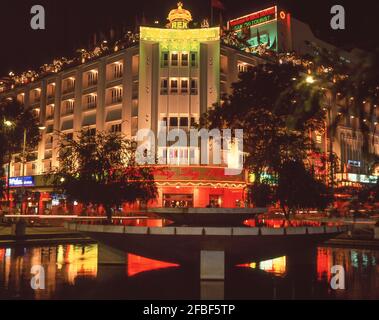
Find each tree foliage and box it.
[277,161,332,218]
[203,60,325,178]
[0,98,40,199]
[51,130,157,220]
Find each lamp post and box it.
[20,128,27,215]
[3,120,14,213]
[4,120,45,215]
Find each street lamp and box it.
[306,75,315,84]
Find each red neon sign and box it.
[229,6,277,30]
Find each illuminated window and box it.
[46,104,55,120]
[87,71,98,86]
[181,53,189,66]
[47,83,55,98]
[316,133,322,144]
[85,94,97,109]
[110,123,122,133]
[113,63,123,79]
[181,79,188,94]
[63,78,75,94]
[85,128,96,136]
[17,93,25,104]
[190,79,198,95]
[110,87,123,104]
[179,117,188,127]
[161,52,169,67]
[170,79,178,94]
[171,53,179,66]
[169,117,178,127]
[62,100,75,115]
[238,63,252,73]
[190,52,197,67]
[160,78,168,95]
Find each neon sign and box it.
[228,6,277,31]
[9,176,35,187]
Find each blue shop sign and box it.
[9,176,35,187]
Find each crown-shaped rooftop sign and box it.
[167,2,193,29]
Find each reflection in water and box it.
[0,244,98,299]
[238,256,287,277]
[0,244,378,299]
[127,254,180,277]
[244,219,342,228]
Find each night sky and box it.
[0,0,378,77]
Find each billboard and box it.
[9,176,35,187]
[228,6,279,52]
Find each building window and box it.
[160,78,168,95]
[190,79,198,95]
[113,63,123,79]
[17,93,25,104]
[238,63,252,73]
[85,94,97,109]
[171,53,179,66]
[63,100,75,115]
[110,87,123,104]
[179,117,189,128]
[63,78,75,94]
[170,79,178,94]
[169,117,178,127]
[110,123,122,133]
[161,52,169,67]
[190,52,197,67]
[181,53,189,66]
[47,84,55,98]
[87,71,98,86]
[46,105,55,120]
[181,79,188,94]
[85,128,96,136]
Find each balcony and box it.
[62,87,75,95]
[62,109,74,116]
[84,102,97,110]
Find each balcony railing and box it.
[109,96,123,105]
[62,109,74,116]
[62,86,75,95]
[85,102,97,110]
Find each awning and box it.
[82,114,97,126]
[61,119,73,131]
[106,108,122,122]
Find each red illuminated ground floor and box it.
[1,166,248,215]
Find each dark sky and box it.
[0,0,378,77]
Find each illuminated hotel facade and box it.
[1,2,379,213]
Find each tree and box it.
[277,161,332,219]
[249,181,275,208]
[51,130,157,222]
[203,60,325,202]
[0,98,40,204]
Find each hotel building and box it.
[1,2,378,213]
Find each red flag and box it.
[212,0,225,10]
